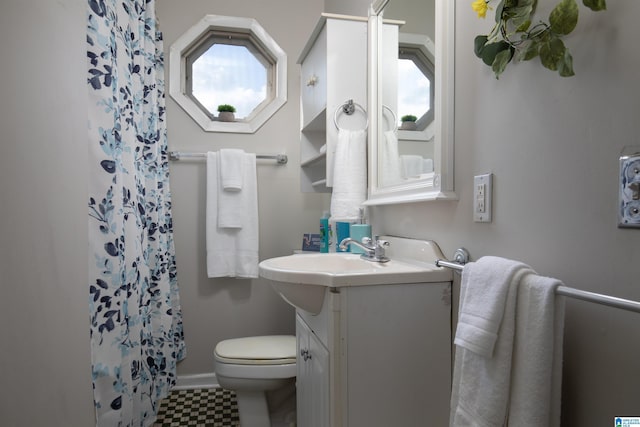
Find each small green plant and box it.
[401,114,417,122]
[217,104,236,113]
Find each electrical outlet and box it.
[474,173,492,222]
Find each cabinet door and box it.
[300,26,327,129]
[308,326,329,427]
[343,282,452,426]
[296,315,330,427]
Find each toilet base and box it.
[217,375,295,427]
[235,390,271,427]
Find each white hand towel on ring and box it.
[330,128,367,222]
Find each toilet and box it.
[214,335,297,427]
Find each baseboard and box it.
[173,373,219,390]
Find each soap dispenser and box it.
[319,211,331,253]
[349,208,372,255]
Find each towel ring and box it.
[382,105,397,133]
[333,99,368,131]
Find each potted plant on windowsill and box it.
[400,114,417,131]
[217,104,236,122]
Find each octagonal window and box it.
[170,16,287,133]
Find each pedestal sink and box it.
[258,236,452,314]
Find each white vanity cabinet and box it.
[296,314,330,427]
[295,280,452,426]
[298,14,368,192]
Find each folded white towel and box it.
[330,129,367,222]
[508,273,565,427]
[450,256,533,427]
[219,148,245,191]
[450,257,565,427]
[218,149,246,229]
[422,158,433,173]
[206,152,259,279]
[379,130,402,187]
[399,155,433,178]
[455,256,532,357]
[400,155,424,178]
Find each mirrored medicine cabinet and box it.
[365,0,456,205]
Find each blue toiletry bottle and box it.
[336,221,351,252]
[349,208,371,255]
[320,211,331,253]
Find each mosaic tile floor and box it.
[154,388,240,427]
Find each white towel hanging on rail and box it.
[450,256,565,427]
[206,152,259,279]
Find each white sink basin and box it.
[259,239,452,314]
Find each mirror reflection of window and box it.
[397,45,434,131]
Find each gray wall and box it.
[369,2,640,426]
[156,0,328,375]
[1,0,639,425]
[0,0,94,425]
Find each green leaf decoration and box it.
[583,0,606,11]
[473,0,605,77]
[558,49,575,76]
[549,0,579,35]
[492,48,514,77]
[516,19,532,33]
[481,41,512,66]
[495,0,505,22]
[474,35,489,58]
[509,5,534,29]
[539,36,566,71]
[518,39,540,61]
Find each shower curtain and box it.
[87,0,185,425]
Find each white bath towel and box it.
[450,257,565,427]
[508,273,565,427]
[217,149,246,229]
[330,128,367,222]
[400,155,425,178]
[206,152,259,279]
[450,256,533,427]
[422,158,434,173]
[379,130,402,187]
[219,148,245,191]
[399,155,433,178]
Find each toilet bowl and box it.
[214,335,296,427]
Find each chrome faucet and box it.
[339,236,390,263]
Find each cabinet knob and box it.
[306,75,318,87]
[300,348,312,361]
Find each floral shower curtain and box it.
[86,0,185,425]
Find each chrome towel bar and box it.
[436,251,640,314]
[168,151,287,164]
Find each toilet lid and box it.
[215,335,296,365]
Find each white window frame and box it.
[169,15,287,133]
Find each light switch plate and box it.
[619,147,640,228]
[474,173,492,223]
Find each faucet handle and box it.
[361,236,373,246]
[373,235,390,248]
[372,236,390,262]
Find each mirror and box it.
[365,0,456,204]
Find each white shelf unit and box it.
[298,14,368,193]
